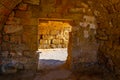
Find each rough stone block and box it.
[1,42,10,50]
[63,40,68,44]
[115,3,120,12]
[52,39,61,44]
[0,0,13,9]
[50,30,59,35]
[62,44,67,48]
[23,25,37,35]
[22,26,37,50]
[1,51,9,57]
[0,4,10,16]
[23,51,32,57]
[9,11,15,17]
[47,40,51,44]
[69,8,85,13]
[4,25,23,34]
[10,36,21,44]
[3,35,9,42]
[56,34,63,39]
[17,3,28,11]
[50,44,56,48]
[31,5,42,18]
[39,30,49,35]
[6,20,16,25]
[15,10,32,18]
[23,0,39,5]
[13,18,21,24]
[110,0,119,4]
[57,44,63,48]
[47,36,54,40]
[21,18,38,25]
[39,45,49,49]
[40,39,48,44]
[81,2,89,8]
[83,15,95,23]
[6,17,21,25]
[0,0,22,9]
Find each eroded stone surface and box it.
[38,21,71,49]
[0,0,120,76]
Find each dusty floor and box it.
[0,48,119,80]
[0,65,118,80]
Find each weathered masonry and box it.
[0,0,120,78]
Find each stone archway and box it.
[0,0,99,71]
[0,0,120,74]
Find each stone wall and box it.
[38,21,71,49]
[0,1,38,71]
[90,0,120,75]
[0,0,98,71]
[0,0,120,76]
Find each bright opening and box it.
[37,19,72,69]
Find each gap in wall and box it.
[37,19,72,69]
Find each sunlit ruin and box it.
[0,0,120,80]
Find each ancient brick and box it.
[23,50,32,57]
[9,11,15,17]
[40,39,48,44]
[39,30,49,35]
[0,4,10,16]
[6,20,16,25]
[31,5,42,18]
[47,36,54,40]
[3,35,9,41]
[110,0,119,4]
[15,10,32,18]
[83,15,95,23]
[68,8,86,13]
[1,42,10,51]
[10,36,21,44]
[1,51,9,58]
[52,39,61,44]
[57,44,63,48]
[0,15,7,27]
[0,0,22,9]
[21,18,38,25]
[6,17,21,25]
[50,30,60,35]
[17,3,28,11]
[4,25,23,34]
[114,3,120,12]
[50,44,56,48]
[23,0,39,5]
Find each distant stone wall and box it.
[38,21,71,49]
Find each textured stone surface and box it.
[38,21,71,49]
[4,25,23,34]
[0,0,120,75]
[23,0,39,5]
[17,3,28,11]
[0,4,10,15]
